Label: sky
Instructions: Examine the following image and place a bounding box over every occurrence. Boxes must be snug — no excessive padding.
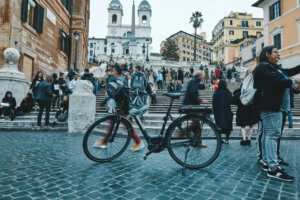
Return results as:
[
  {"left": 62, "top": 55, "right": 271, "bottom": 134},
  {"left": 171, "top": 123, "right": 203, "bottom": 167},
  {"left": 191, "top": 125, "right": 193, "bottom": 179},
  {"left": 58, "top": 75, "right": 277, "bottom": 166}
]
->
[{"left": 89, "top": 0, "right": 263, "bottom": 53}]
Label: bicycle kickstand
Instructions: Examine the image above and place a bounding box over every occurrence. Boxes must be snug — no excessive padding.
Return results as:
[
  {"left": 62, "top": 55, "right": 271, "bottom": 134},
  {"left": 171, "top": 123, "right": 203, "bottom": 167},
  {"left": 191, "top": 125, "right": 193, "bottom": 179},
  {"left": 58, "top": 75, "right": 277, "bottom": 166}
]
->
[
  {"left": 143, "top": 150, "right": 154, "bottom": 160},
  {"left": 182, "top": 146, "right": 190, "bottom": 176}
]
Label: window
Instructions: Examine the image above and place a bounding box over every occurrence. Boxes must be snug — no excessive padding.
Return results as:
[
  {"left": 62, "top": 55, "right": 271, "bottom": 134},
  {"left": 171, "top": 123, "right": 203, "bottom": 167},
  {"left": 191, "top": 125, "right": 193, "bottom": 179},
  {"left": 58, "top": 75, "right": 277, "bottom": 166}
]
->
[
  {"left": 126, "top": 49, "right": 129, "bottom": 55},
  {"left": 229, "top": 30, "right": 234, "bottom": 35},
  {"left": 251, "top": 48, "right": 256, "bottom": 59},
  {"left": 104, "top": 47, "right": 107, "bottom": 53},
  {"left": 90, "top": 50, "right": 93, "bottom": 56},
  {"left": 60, "top": 0, "right": 71, "bottom": 13},
  {"left": 269, "top": 1, "right": 281, "bottom": 21},
  {"left": 273, "top": 33, "right": 281, "bottom": 49},
  {"left": 112, "top": 14, "right": 117, "bottom": 24},
  {"left": 187, "top": 58, "right": 190, "bottom": 61},
  {"left": 111, "top": 49, "right": 115, "bottom": 53},
  {"left": 142, "top": 15, "right": 147, "bottom": 24},
  {"left": 60, "top": 30, "right": 70, "bottom": 55},
  {"left": 221, "top": 48, "right": 224, "bottom": 54},
  {"left": 243, "top": 31, "right": 249, "bottom": 38},
  {"left": 21, "top": 0, "right": 44, "bottom": 33},
  {"left": 242, "top": 21, "right": 249, "bottom": 27},
  {"left": 222, "top": 21, "right": 224, "bottom": 27},
  {"left": 256, "top": 21, "right": 261, "bottom": 26},
  {"left": 183, "top": 57, "right": 186, "bottom": 61},
  {"left": 90, "top": 43, "right": 93, "bottom": 48},
  {"left": 230, "top": 20, "right": 233, "bottom": 25}
]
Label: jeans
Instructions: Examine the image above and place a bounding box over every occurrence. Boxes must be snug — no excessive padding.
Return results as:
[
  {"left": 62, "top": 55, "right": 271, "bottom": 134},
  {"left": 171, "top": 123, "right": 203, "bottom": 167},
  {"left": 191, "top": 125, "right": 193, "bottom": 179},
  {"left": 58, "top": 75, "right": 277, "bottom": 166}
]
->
[
  {"left": 287, "top": 110, "right": 293, "bottom": 127},
  {"left": 260, "top": 111, "right": 282, "bottom": 169},
  {"left": 37, "top": 100, "right": 51, "bottom": 126}
]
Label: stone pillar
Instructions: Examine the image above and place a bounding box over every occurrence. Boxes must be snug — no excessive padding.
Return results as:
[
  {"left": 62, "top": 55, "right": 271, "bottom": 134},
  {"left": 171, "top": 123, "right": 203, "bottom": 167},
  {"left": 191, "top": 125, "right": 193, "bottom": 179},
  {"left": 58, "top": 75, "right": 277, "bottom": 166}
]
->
[
  {"left": 68, "top": 80, "right": 96, "bottom": 133},
  {"left": 0, "top": 48, "right": 30, "bottom": 106}
]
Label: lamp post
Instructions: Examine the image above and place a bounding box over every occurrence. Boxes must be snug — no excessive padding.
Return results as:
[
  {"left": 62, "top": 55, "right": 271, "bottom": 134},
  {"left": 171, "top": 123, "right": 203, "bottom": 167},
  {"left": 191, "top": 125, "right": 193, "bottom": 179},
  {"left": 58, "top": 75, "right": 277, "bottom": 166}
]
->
[
  {"left": 146, "top": 43, "right": 149, "bottom": 62},
  {"left": 73, "top": 31, "right": 80, "bottom": 73},
  {"left": 110, "top": 43, "right": 114, "bottom": 62},
  {"left": 93, "top": 42, "right": 96, "bottom": 64},
  {"left": 142, "top": 44, "right": 146, "bottom": 61}
]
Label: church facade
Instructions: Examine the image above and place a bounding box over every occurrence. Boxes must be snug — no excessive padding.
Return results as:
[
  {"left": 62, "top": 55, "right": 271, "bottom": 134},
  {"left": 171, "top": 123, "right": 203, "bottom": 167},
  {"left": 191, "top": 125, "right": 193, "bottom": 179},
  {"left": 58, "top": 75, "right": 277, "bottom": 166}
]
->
[{"left": 89, "top": 0, "right": 152, "bottom": 63}]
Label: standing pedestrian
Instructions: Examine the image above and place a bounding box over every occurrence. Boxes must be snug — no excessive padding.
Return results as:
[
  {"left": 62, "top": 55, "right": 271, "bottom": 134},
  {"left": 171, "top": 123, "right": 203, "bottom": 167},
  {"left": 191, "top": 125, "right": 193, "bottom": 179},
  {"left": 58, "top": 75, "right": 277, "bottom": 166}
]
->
[
  {"left": 212, "top": 79, "right": 233, "bottom": 144},
  {"left": 233, "top": 85, "right": 259, "bottom": 146},
  {"left": 35, "top": 75, "right": 54, "bottom": 127},
  {"left": 253, "top": 46, "right": 300, "bottom": 181},
  {"left": 30, "top": 71, "right": 44, "bottom": 100}
]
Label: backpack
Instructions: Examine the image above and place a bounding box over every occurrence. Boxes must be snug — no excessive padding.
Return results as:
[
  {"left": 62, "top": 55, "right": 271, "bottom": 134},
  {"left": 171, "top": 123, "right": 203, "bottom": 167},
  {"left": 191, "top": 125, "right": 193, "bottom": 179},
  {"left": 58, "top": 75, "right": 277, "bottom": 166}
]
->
[
  {"left": 131, "top": 72, "right": 146, "bottom": 91},
  {"left": 106, "top": 79, "right": 125, "bottom": 100},
  {"left": 240, "top": 72, "right": 257, "bottom": 105}
]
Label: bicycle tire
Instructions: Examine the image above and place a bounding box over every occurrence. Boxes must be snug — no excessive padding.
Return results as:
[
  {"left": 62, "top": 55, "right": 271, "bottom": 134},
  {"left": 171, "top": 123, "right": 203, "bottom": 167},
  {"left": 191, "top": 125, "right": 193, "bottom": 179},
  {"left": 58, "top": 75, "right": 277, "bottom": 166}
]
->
[
  {"left": 83, "top": 114, "right": 132, "bottom": 163},
  {"left": 166, "top": 114, "right": 221, "bottom": 169}
]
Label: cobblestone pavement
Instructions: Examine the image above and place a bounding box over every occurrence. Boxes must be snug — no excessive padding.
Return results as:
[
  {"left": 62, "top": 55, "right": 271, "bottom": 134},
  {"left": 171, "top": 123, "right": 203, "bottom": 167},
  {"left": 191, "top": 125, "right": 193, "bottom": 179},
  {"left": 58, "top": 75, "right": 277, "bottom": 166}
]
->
[{"left": 0, "top": 131, "right": 299, "bottom": 200}]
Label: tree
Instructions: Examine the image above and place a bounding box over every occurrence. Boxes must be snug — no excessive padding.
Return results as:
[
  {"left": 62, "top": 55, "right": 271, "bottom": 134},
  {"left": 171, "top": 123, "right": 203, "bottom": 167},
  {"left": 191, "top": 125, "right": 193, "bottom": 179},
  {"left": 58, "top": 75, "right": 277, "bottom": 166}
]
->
[
  {"left": 190, "top": 11, "right": 204, "bottom": 61},
  {"left": 161, "top": 40, "right": 180, "bottom": 61}
]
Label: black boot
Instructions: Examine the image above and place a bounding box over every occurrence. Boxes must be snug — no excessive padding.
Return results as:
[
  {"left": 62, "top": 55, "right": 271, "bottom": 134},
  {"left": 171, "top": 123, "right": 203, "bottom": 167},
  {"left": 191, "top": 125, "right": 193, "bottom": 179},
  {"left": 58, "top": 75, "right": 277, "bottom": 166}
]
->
[
  {"left": 246, "top": 139, "right": 251, "bottom": 146},
  {"left": 240, "top": 140, "right": 246, "bottom": 146}
]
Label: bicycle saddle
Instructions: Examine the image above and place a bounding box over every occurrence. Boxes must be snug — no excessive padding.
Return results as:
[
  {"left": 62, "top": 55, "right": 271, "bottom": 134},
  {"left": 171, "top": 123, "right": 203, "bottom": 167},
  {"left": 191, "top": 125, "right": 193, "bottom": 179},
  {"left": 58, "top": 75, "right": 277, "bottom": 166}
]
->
[
  {"left": 162, "top": 93, "right": 183, "bottom": 99},
  {"left": 179, "top": 105, "right": 212, "bottom": 115}
]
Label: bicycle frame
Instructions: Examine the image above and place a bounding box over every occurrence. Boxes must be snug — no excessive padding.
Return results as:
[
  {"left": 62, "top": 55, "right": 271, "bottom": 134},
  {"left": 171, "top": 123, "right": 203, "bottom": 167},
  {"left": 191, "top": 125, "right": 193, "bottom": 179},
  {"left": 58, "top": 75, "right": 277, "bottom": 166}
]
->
[{"left": 131, "top": 97, "right": 176, "bottom": 144}]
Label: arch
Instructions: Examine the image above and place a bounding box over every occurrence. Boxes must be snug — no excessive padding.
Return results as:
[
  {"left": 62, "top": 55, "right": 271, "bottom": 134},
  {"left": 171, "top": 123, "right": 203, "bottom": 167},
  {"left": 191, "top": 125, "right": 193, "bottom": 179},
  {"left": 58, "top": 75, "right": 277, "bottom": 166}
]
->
[
  {"left": 112, "top": 14, "right": 117, "bottom": 24},
  {"left": 142, "top": 15, "right": 147, "bottom": 24}
]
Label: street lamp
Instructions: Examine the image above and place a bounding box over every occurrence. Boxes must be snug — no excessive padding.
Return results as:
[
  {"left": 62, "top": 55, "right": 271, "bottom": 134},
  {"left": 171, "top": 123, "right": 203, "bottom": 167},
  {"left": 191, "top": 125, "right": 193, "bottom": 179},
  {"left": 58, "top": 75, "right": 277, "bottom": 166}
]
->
[
  {"left": 73, "top": 31, "right": 80, "bottom": 73},
  {"left": 146, "top": 43, "right": 149, "bottom": 62},
  {"left": 93, "top": 42, "right": 96, "bottom": 64},
  {"left": 142, "top": 44, "right": 146, "bottom": 61}
]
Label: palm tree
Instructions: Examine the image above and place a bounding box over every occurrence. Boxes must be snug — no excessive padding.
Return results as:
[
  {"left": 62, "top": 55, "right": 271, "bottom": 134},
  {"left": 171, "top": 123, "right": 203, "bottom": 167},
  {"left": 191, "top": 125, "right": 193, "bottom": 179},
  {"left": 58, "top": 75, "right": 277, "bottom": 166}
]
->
[{"left": 190, "top": 11, "right": 204, "bottom": 61}]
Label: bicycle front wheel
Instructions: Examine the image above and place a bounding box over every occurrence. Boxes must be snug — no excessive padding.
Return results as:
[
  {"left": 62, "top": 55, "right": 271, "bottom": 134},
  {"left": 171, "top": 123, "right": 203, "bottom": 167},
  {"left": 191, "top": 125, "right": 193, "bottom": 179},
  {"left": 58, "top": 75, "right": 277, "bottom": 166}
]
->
[
  {"left": 83, "top": 115, "right": 132, "bottom": 163},
  {"left": 166, "top": 114, "right": 221, "bottom": 169}
]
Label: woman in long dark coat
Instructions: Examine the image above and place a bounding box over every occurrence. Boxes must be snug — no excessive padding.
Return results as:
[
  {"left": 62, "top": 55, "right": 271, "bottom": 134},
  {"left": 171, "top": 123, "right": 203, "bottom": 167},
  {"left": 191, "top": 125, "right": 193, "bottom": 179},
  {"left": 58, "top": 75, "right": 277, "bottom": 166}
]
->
[
  {"left": 233, "top": 86, "right": 259, "bottom": 146},
  {"left": 212, "top": 80, "right": 233, "bottom": 144}
]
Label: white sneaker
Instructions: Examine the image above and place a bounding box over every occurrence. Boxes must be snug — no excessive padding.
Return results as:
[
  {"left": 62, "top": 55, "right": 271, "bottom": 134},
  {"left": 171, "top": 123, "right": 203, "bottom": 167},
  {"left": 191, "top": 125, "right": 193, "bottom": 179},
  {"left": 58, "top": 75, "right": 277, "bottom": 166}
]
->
[
  {"left": 94, "top": 140, "right": 109, "bottom": 149},
  {"left": 130, "top": 141, "right": 145, "bottom": 152}
]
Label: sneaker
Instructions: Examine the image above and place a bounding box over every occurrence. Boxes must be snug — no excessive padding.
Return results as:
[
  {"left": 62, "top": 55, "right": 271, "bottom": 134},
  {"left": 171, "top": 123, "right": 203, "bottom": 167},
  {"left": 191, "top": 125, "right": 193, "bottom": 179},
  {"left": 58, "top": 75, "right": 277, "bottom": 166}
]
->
[
  {"left": 278, "top": 158, "right": 289, "bottom": 166},
  {"left": 261, "top": 163, "right": 269, "bottom": 172},
  {"left": 288, "top": 125, "right": 293, "bottom": 129},
  {"left": 224, "top": 140, "right": 229, "bottom": 145},
  {"left": 267, "top": 168, "right": 294, "bottom": 182},
  {"left": 130, "top": 141, "right": 145, "bottom": 152},
  {"left": 94, "top": 139, "right": 109, "bottom": 149},
  {"left": 246, "top": 140, "right": 251, "bottom": 146}
]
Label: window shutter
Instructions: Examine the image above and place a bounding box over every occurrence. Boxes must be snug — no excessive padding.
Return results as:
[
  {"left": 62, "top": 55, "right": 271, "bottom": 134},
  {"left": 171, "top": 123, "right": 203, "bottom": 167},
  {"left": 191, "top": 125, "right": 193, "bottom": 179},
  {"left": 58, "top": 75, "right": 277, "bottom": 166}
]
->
[
  {"left": 21, "top": 0, "right": 29, "bottom": 22},
  {"left": 278, "top": 0, "right": 281, "bottom": 16},
  {"left": 269, "top": 5, "right": 274, "bottom": 21},
  {"left": 36, "top": 4, "right": 44, "bottom": 34},
  {"left": 67, "top": 35, "right": 72, "bottom": 57}
]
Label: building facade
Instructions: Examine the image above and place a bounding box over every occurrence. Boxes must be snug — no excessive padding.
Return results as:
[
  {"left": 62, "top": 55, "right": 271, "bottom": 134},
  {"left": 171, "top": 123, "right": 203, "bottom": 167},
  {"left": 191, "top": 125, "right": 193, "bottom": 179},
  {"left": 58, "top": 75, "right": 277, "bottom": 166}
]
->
[
  {"left": 160, "top": 31, "right": 212, "bottom": 65},
  {"left": 253, "top": 0, "right": 300, "bottom": 68},
  {"left": 89, "top": 0, "right": 152, "bottom": 64},
  {"left": 0, "top": 0, "right": 90, "bottom": 81},
  {"left": 212, "top": 12, "right": 263, "bottom": 67},
  {"left": 240, "top": 35, "right": 264, "bottom": 69}
]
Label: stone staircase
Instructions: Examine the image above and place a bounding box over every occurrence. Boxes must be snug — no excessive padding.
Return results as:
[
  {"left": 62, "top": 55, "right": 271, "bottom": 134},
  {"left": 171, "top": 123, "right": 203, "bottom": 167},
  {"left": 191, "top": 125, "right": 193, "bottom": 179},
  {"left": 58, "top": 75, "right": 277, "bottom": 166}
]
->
[{"left": 1, "top": 81, "right": 300, "bottom": 139}]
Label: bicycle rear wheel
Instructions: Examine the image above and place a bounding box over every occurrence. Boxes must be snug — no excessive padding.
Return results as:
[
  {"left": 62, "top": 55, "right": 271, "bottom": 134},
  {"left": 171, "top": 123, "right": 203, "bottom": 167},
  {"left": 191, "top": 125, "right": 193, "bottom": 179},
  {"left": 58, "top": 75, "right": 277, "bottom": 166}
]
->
[
  {"left": 83, "top": 115, "right": 132, "bottom": 163},
  {"left": 166, "top": 114, "right": 221, "bottom": 169}
]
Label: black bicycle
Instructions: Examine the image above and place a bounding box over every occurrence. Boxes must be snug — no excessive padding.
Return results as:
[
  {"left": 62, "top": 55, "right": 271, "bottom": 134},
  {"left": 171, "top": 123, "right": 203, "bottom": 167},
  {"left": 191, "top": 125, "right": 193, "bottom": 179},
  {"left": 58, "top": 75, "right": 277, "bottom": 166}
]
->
[{"left": 83, "top": 92, "right": 222, "bottom": 169}]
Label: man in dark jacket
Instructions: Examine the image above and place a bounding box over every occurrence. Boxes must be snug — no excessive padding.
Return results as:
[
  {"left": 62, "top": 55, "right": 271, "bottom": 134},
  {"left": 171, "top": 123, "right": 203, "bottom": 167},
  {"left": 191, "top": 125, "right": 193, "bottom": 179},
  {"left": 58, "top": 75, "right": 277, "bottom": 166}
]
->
[
  {"left": 36, "top": 76, "right": 54, "bottom": 127},
  {"left": 182, "top": 72, "right": 207, "bottom": 148},
  {"left": 254, "top": 46, "right": 300, "bottom": 182},
  {"left": 183, "top": 72, "right": 205, "bottom": 105}
]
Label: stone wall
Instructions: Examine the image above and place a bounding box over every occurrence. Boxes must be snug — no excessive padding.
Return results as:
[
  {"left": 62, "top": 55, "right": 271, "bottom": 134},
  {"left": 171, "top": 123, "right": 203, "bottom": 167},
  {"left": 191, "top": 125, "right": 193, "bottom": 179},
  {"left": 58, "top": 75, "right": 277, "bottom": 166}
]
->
[{"left": 0, "top": 0, "right": 90, "bottom": 81}]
